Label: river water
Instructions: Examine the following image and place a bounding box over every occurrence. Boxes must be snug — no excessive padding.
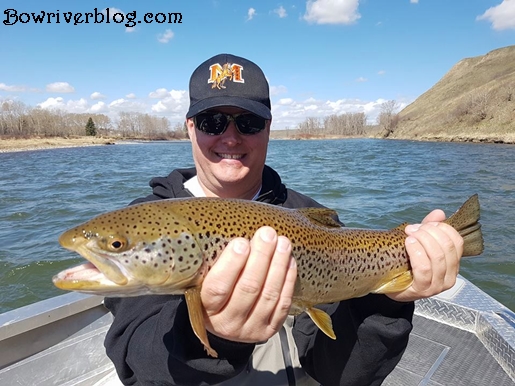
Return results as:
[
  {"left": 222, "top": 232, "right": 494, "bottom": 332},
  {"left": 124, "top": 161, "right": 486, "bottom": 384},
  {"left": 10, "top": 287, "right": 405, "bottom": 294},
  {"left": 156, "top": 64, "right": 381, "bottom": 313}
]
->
[{"left": 0, "top": 139, "right": 513, "bottom": 313}]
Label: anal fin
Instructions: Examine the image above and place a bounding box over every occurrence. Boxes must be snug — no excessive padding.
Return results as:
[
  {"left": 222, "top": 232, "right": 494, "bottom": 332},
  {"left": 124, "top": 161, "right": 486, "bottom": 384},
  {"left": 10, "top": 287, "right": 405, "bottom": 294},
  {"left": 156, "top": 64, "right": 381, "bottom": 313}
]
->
[
  {"left": 372, "top": 271, "right": 413, "bottom": 294},
  {"left": 305, "top": 307, "right": 336, "bottom": 340}
]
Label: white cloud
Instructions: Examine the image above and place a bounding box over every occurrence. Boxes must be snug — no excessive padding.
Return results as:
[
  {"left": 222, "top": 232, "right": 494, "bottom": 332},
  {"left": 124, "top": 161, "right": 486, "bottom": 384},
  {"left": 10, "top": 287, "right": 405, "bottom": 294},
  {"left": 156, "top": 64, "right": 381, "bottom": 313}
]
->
[
  {"left": 46, "top": 82, "right": 75, "bottom": 93},
  {"left": 247, "top": 8, "right": 257, "bottom": 21},
  {"left": 157, "top": 29, "right": 174, "bottom": 43},
  {"left": 304, "top": 0, "right": 361, "bottom": 25},
  {"left": 91, "top": 101, "right": 107, "bottom": 113},
  {"left": 377, "top": 70, "right": 386, "bottom": 75},
  {"left": 108, "top": 98, "right": 147, "bottom": 112},
  {"left": 355, "top": 77, "right": 368, "bottom": 82},
  {"left": 90, "top": 92, "right": 106, "bottom": 100},
  {"left": 274, "top": 6, "right": 288, "bottom": 18},
  {"left": 477, "top": 0, "right": 515, "bottom": 30},
  {"left": 38, "top": 97, "right": 64, "bottom": 109},
  {"left": 35, "top": 95, "right": 149, "bottom": 118},
  {"left": 150, "top": 90, "right": 188, "bottom": 115},
  {"left": 410, "top": 0, "right": 419, "bottom": 3},
  {"left": 169, "top": 89, "right": 186, "bottom": 100},
  {"left": 278, "top": 98, "right": 294, "bottom": 105},
  {"left": 109, "top": 98, "right": 128, "bottom": 108},
  {"left": 37, "top": 97, "right": 88, "bottom": 113},
  {"left": 0, "top": 83, "right": 26, "bottom": 92},
  {"left": 125, "top": 93, "right": 136, "bottom": 99},
  {"left": 149, "top": 88, "right": 172, "bottom": 99},
  {"left": 270, "top": 85, "right": 288, "bottom": 95},
  {"left": 149, "top": 89, "right": 187, "bottom": 113}
]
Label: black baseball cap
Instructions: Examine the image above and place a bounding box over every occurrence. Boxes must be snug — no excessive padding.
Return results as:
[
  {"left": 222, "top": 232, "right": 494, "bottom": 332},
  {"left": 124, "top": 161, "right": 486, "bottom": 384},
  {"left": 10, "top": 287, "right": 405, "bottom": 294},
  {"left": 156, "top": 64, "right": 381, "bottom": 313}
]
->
[{"left": 186, "top": 53, "right": 272, "bottom": 119}]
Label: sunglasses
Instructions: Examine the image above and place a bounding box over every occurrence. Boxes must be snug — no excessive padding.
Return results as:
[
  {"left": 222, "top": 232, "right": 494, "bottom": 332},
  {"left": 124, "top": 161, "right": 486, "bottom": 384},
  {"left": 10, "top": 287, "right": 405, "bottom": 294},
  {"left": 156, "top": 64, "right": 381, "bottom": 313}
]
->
[{"left": 194, "top": 112, "right": 268, "bottom": 136}]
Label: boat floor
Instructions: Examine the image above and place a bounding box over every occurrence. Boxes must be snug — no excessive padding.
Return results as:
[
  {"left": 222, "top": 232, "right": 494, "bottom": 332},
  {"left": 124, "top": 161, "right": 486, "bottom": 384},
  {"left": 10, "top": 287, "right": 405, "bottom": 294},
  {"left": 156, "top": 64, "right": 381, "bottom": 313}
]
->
[{"left": 385, "top": 314, "right": 514, "bottom": 385}]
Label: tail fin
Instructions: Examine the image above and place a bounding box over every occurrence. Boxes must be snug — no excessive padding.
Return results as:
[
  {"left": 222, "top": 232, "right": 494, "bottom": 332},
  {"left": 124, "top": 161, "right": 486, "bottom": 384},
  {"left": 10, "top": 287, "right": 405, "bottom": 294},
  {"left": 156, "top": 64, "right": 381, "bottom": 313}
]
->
[{"left": 444, "top": 194, "right": 484, "bottom": 257}]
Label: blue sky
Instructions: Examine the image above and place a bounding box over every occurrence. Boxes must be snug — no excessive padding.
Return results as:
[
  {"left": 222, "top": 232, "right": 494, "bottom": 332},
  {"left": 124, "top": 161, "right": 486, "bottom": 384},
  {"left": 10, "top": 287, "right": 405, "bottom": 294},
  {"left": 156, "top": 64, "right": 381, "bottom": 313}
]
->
[{"left": 1, "top": 0, "right": 514, "bottom": 129}]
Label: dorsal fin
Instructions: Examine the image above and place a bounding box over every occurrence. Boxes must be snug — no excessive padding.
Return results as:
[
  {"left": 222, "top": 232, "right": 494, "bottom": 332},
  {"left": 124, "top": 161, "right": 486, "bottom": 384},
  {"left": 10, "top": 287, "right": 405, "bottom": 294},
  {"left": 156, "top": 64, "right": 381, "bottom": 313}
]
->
[
  {"left": 392, "top": 222, "right": 409, "bottom": 231},
  {"left": 296, "top": 208, "right": 341, "bottom": 228}
]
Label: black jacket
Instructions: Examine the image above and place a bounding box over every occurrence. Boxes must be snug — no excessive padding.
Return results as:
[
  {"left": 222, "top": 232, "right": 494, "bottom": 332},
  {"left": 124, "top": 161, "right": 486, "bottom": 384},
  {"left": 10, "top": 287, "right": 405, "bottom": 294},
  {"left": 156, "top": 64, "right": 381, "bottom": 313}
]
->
[{"left": 104, "top": 165, "right": 414, "bottom": 386}]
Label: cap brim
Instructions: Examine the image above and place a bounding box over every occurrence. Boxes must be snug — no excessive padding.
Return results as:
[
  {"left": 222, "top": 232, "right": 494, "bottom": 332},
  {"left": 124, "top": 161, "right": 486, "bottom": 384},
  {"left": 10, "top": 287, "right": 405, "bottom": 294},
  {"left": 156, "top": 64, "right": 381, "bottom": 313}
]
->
[{"left": 186, "top": 96, "right": 271, "bottom": 120}]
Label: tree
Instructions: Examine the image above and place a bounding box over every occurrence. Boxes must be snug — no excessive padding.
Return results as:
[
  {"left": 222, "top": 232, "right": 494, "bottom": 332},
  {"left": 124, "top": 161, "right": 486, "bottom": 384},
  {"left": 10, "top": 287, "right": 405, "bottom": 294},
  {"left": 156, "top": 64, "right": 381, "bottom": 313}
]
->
[
  {"left": 85, "top": 117, "right": 97, "bottom": 136},
  {"left": 377, "top": 100, "right": 399, "bottom": 137}
]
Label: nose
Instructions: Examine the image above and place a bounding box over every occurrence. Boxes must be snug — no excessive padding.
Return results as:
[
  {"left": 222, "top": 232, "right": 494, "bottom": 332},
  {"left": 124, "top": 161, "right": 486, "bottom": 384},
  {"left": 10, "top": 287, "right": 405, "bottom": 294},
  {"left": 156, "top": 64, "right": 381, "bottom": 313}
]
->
[{"left": 220, "top": 121, "right": 242, "bottom": 144}]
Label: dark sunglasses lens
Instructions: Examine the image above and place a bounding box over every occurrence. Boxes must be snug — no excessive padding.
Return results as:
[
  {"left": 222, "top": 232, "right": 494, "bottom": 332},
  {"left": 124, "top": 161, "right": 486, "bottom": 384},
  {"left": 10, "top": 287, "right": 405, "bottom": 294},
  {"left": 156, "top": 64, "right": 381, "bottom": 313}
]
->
[
  {"left": 235, "top": 114, "right": 267, "bottom": 134},
  {"left": 195, "top": 113, "right": 227, "bottom": 135}
]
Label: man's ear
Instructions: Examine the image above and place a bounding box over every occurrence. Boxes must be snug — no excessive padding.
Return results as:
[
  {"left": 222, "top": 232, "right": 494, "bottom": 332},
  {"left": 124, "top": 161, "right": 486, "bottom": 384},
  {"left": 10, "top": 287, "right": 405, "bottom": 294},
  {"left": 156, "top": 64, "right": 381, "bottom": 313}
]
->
[{"left": 186, "top": 118, "right": 195, "bottom": 139}]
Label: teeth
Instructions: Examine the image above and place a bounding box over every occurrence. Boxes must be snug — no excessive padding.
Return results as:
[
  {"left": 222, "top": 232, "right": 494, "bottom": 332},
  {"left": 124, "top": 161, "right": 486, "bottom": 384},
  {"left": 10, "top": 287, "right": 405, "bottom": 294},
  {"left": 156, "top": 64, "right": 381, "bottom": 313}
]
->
[{"left": 218, "top": 153, "right": 243, "bottom": 159}]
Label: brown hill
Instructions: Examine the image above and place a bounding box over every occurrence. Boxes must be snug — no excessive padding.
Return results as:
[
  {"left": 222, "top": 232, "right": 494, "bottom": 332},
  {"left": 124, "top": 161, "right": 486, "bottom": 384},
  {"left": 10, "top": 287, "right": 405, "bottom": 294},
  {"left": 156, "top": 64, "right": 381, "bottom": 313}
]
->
[{"left": 388, "top": 45, "right": 515, "bottom": 143}]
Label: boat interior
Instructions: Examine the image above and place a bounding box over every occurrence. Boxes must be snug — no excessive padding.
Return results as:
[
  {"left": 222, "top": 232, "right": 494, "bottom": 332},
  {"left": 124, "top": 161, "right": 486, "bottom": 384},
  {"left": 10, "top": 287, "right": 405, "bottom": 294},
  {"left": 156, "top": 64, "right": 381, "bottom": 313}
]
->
[{"left": 1, "top": 276, "right": 514, "bottom": 385}]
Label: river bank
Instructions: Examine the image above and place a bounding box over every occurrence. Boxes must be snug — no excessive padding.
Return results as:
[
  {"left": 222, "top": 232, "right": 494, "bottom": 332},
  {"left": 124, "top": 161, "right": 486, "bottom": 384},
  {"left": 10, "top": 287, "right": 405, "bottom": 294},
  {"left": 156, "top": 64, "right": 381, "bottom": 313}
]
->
[
  {"left": 2, "top": 133, "right": 514, "bottom": 154},
  {"left": 0, "top": 137, "right": 119, "bottom": 153}
]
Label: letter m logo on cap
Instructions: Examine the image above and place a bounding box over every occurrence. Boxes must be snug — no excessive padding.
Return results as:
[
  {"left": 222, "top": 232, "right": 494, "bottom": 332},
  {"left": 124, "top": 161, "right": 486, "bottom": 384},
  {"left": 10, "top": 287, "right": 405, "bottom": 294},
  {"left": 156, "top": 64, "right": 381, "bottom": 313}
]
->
[{"left": 208, "top": 63, "right": 244, "bottom": 90}]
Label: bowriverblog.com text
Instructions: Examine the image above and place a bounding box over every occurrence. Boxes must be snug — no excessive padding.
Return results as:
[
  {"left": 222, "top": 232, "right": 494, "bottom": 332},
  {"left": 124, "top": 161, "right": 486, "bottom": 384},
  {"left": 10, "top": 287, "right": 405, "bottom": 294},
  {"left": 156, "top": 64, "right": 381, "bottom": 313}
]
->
[{"left": 3, "top": 8, "right": 182, "bottom": 28}]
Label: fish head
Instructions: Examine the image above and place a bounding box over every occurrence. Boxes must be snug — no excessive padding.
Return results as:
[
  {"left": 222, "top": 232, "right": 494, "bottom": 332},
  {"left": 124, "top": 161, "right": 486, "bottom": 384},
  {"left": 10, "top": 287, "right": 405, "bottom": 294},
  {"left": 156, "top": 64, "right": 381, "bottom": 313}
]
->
[{"left": 53, "top": 203, "right": 205, "bottom": 296}]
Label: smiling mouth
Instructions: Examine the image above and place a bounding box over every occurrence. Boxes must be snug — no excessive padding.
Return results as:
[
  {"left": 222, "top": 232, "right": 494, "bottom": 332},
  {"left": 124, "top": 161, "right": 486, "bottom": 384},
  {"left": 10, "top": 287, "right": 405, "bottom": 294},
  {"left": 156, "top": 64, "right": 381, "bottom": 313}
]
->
[{"left": 217, "top": 153, "right": 244, "bottom": 160}]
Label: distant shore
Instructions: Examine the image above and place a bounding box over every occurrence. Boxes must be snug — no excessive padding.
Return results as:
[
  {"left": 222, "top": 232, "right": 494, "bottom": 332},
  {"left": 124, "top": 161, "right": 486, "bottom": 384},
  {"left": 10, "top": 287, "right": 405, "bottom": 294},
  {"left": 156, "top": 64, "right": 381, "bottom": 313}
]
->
[
  {"left": 0, "top": 137, "right": 122, "bottom": 153},
  {"left": 2, "top": 133, "right": 514, "bottom": 154}
]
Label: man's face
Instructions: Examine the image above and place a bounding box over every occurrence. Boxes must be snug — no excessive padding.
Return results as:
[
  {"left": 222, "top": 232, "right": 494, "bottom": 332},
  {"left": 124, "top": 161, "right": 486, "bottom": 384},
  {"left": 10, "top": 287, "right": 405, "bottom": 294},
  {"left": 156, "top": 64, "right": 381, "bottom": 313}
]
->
[{"left": 187, "top": 107, "right": 271, "bottom": 199}]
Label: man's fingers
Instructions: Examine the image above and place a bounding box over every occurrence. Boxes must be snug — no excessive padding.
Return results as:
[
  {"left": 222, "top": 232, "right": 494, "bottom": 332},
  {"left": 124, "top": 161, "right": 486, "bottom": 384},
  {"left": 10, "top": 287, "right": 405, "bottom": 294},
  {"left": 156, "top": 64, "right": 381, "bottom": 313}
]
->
[
  {"left": 202, "top": 237, "right": 250, "bottom": 314},
  {"left": 249, "top": 236, "right": 295, "bottom": 332},
  {"left": 421, "top": 209, "right": 446, "bottom": 223},
  {"left": 222, "top": 227, "right": 277, "bottom": 323},
  {"left": 405, "top": 222, "right": 461, "bottom": 296}
]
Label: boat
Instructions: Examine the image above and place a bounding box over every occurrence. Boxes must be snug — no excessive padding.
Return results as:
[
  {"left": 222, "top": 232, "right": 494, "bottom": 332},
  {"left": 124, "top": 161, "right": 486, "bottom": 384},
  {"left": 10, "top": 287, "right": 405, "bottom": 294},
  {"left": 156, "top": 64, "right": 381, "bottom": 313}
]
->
[{"left": 1, "top": 275, "right": 514, "bottom": 385}]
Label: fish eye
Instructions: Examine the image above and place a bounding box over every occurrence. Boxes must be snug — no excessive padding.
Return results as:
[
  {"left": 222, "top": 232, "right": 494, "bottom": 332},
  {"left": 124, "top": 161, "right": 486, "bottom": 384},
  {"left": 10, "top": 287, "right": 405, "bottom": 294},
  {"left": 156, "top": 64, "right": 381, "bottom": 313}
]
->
[{"left": 107, "top": 237, "right": 127, "bottom": 251}]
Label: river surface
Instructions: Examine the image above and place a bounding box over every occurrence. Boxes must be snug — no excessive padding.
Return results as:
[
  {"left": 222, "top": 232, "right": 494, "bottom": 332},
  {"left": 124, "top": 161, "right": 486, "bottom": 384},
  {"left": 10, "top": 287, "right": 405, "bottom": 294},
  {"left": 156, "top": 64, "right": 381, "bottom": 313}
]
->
[{"left": 0, "top": 139, "right": 513, "bottom": 313}]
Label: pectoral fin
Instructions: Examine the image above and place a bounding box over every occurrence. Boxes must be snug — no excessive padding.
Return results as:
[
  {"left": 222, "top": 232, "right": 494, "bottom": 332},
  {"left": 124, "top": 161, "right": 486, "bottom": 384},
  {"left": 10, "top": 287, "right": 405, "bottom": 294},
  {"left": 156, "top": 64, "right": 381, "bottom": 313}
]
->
[
  {"left": 372, "top": 271, "right": 413, "bottom": 294},
  {"left": 184, "top": 286, "right": 218, "bottom": 358},
  {"left": 306, "top": 307, "right": 336, "bottom": 340}
]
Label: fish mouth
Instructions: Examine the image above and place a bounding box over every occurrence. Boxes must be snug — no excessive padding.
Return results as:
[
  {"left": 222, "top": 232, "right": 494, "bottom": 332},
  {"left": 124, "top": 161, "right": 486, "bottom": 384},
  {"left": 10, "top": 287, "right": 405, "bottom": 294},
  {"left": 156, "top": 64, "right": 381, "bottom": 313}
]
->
[
  {"left": 52, "top": 262, "right": 115, "bottom": 291},
  {"left": 53, "top": 244, "right": 129, "bottom": 292}
]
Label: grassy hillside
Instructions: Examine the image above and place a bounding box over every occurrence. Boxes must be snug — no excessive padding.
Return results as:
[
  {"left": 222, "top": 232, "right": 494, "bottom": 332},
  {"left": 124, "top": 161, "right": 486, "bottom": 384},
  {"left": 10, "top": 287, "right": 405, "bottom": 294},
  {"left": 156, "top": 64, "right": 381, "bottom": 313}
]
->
[{"left": 389, "top": 45, "right": 515, "bottom": 143}]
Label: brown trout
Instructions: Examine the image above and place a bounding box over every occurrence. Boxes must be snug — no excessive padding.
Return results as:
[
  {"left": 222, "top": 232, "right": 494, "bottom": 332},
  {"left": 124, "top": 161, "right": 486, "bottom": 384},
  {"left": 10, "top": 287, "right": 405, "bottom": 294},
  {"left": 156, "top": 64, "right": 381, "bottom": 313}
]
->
[{"left": 53, "top": 195, "right": 483, "bottom": 357}]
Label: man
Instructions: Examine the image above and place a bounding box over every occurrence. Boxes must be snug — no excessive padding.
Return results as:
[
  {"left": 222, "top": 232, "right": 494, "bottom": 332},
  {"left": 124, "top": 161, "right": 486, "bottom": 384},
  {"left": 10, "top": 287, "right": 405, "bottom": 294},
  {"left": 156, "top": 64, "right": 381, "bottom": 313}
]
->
[{"left": 104, "top": 53, "right": 463, "bottom": 386}]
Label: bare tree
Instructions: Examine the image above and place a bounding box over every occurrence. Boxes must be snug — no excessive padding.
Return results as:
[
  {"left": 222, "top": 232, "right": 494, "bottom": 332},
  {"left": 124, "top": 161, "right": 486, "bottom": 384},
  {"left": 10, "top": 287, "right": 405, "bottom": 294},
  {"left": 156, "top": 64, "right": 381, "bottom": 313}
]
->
[
  {"left": 377, "top": 100, "right": 399, "bottom": 137},
  {"left": 297, "top": 117, "right": 323, "bottom": 137},
  {"left": 0, "top": 101, "right": 174, "bottom": 140}
]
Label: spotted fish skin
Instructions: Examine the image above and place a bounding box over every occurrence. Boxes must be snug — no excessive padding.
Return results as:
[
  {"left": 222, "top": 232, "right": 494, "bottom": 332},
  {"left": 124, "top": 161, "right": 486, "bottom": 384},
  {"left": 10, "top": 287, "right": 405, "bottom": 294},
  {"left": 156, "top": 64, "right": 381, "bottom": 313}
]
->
[
  {"left": 55, "top": 198, "right": 408, "bottom": 299},
  {"left": 54, "top": 195, "right": 483, "bottom": 357}
]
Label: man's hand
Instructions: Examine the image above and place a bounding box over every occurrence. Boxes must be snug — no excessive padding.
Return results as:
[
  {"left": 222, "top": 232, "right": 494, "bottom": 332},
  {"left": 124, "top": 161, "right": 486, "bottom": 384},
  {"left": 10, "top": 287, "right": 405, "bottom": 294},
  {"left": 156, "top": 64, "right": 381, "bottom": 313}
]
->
[
  {"left": 201, "top": 226, "right": 297, "bottom": 343},
  {"left": 387, "top": 209, "right": 464, "bottom": 302}
]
